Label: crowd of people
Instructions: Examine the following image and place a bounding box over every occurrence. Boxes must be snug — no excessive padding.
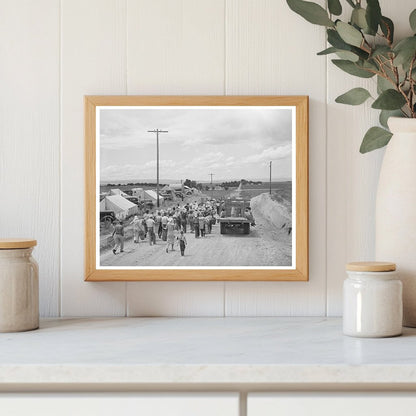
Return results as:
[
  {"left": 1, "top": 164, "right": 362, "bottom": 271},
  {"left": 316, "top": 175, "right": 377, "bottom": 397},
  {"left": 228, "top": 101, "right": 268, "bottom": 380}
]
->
[{"left": 111, "top": 200, "right": 221, "bottom": 257}]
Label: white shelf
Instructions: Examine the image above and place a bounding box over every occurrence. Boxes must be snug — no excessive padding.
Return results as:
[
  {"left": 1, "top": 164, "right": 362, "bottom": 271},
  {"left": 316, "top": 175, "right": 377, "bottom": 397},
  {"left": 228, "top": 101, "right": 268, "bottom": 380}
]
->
[{"left": 1, "top": 317, "right": 416, "bottom": 388}]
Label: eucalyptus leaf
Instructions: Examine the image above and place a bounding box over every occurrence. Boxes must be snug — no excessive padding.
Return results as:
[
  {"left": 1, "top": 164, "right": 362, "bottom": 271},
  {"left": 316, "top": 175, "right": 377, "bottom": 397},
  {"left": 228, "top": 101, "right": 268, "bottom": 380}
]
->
[
  {"left": 394, "top": 37, "right": 416, "bottom": 71},
  {"left": 360, "top": 127, "right": 392, "bottom": 153},
  {"left": 380, "top": 16, "right": 394, "bottom": 44},
  {"left": 372, "top": 89, "right": 406, "bottom": 110},
  {"left": 332, "top": 59, "right": 375, "bottom": 78},
  {"left": 328, "top": 0, "right": 342, "bottom": 16},
  {"left": 379, "top": 110, "right": 402, "bottom": 129},
  {"left": 317, "top": 47, "right": 338, "bottom": 55},
  {"left": 362, "top": 59, "right": 379, "bottom": 71},
  {"left": 336, "top": 21, "right": 363, "bottom": 47},
  {"left": 335, "top": 88, "right": 371, "bottom": 105},
  {"left": 377, "top": 75, "right": 393, "bottom": 94},
  {"left": 317, "top": 46, "right": 358, "bottom": 61},
  {"left": 371, "top": 46, "right": 392, "bottom": 58},
  {"left": 410, "top": 9, "right": 416, "bottom": 32},
  {"left": 327, "top": 29, "right": 348, "bottom": 49},
  {"left": 351, "top": 7, "right": 368, "bottom": 32},
  {"left": 327, "top": 29, "right": 369, "bottom": 59},
  {"left": 335, "top": 50, "right": 359, "bottom": 62},
  {"left": 366, "top": 0, "right": 382, "bottom": 35},
  {"left": 286, "top": 0, "right": 334, "bottom": 27}
]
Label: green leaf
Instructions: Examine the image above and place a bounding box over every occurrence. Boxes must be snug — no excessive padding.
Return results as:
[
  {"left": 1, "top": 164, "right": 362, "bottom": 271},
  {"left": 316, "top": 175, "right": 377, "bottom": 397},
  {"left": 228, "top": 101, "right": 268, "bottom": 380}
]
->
[
  {"left": 362, "top": 59, "right": 379, "bottom": 71},
  {"left": 317, "top": 46, "right": 358, "bottom": 61},
  {"left": 351, "top": 7, "right": 369, "bottom": 32},
  {"left": 379, "top": 110, "right": 402, "bottom": 129},
  {"left": 317, "top": 47, "right": 338, "bottom": 55},
  {"left": 327, "top": 29, "right": 369, "bottom": 59},
  {"left": 328, "top": 0, "right": 342, "bottom": 16},
  {"left": 335, "top": 50, "right": 359, "bottom": 62},
  {"left": 327, "top": 29, "right": 348, "bottom": 49},
  {"left": 371, "top": 46, "right": 392, "bottom": 58},
  {"left": 332, "top": 59, "right": 375, "bottom": 78},
  {"left": 377, "top": 75, "right": 392, "bottom": 94},
  {"left": 394, "top": 36, "right": 416, "bottom": 71},
  {"left": 366, "top": 0, "right": 382, "bottom": 35},
  {"left": 360, "top": 127, "right": 392, "bottom": 153},
  {"left": 336, "top": 21, "right": 363, "bottom": 47},
  {"left": 380, "top": 16, "right": 394, "bottom": 44},
  {"left": 287, "top": 0, "right": 334, "bottom": 27},
  {"left": 372, "top": 89, "right": 406, "bottom": 110},
  {"left": 335, "top": 87, "right": 371, "bottom": 105},
  {"left": 410, "top": 9, "right": 416, "bottom": 32}
]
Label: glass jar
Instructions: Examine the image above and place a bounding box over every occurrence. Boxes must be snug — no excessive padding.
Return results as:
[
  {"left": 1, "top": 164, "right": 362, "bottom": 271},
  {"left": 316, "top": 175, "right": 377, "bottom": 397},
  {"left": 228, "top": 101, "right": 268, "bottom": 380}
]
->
[
  {"left": 0, "top": 239, "right": 39, "bottom": 332},
  {"left": 343, "top": 262, "right": 402, "bottom": 338}
]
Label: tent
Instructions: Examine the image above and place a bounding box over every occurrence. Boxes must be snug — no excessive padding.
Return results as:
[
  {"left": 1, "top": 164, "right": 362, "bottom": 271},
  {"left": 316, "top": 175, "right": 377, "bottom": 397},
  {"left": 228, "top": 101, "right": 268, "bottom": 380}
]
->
[
  {"left": 131, "top": 188, "right": 145, "bottom": 200},
  {"left": 109, "top": 188, "right": 129, "bottom": 198},
  {"left": 100, "top": 195, "right": 138, "bottom": 220},
  {"left": 144, "top": 190, "right": 164, "bottom": 203}
]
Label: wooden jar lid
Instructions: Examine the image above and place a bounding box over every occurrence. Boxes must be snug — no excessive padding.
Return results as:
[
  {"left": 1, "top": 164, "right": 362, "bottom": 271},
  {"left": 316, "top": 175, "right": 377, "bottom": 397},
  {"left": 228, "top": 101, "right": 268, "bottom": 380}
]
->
[
  {"left": 346, "top": 261, "right": 396, "bottom": 272},
  {"left": 0, "top": 239, "right": 37, "bottom": 249}
]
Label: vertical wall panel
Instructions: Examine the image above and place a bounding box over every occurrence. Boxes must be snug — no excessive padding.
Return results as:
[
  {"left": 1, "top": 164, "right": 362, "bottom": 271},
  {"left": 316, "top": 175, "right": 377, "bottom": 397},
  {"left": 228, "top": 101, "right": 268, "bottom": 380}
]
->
[
  {"left": 326, "top": 0, "right": 416, "bottom": 316},
  {"left": 5, "top": 0, "right": 409, "bottom": 317},
  {"left": 0, "top": 1, "right": 60, "bottom": 316},
  {"left": 61, "top": 0, "right": 127, "bottom": 316},
  {"left": 224, "top": 0, "right": 327, "bottom": 315},
  {"left": 125, "top": 0, "right": 226, "bottom": 316}
]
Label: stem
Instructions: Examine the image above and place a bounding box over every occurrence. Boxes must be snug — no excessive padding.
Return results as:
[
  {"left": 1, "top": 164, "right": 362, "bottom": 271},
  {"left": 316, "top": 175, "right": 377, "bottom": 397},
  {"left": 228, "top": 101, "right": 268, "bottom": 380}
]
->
[{"left": 408, "top": 56, "right": 416, "bottom": 117}]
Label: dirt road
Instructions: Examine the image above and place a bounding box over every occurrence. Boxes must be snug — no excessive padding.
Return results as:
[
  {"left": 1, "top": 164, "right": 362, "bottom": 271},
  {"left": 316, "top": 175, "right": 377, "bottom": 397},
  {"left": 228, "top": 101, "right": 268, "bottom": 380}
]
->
[{"left": 100, "top": 202, "right": 292, "bottom": 267}]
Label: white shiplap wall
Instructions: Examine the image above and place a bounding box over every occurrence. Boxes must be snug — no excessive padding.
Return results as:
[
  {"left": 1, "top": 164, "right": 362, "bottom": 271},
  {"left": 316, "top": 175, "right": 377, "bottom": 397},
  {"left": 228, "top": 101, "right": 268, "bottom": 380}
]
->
[{"left": 0, "top": 0, "right": 413, "bottom": 317}]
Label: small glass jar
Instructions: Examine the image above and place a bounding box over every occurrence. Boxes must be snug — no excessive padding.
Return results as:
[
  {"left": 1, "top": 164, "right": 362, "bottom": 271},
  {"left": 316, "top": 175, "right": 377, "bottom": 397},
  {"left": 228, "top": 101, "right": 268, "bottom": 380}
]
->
[
  {"left": 343, "top": 262, "right": 402, "bottom": 338},
  {"left": 0, "top": 239, "right": 39, "bottom": 332}
]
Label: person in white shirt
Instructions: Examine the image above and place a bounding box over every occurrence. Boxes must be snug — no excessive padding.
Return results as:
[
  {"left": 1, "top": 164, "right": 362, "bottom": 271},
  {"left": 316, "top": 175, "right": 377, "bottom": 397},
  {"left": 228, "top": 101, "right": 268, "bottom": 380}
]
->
[{"left": 146, "top": 216, "right": 156, "bottom": 246}]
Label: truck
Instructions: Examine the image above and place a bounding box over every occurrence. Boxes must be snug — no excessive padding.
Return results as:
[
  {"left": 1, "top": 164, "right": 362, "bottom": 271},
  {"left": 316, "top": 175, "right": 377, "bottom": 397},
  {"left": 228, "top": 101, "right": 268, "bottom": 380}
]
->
[{"left": 219, "top": 198, "right": 254, "bottom": 235}]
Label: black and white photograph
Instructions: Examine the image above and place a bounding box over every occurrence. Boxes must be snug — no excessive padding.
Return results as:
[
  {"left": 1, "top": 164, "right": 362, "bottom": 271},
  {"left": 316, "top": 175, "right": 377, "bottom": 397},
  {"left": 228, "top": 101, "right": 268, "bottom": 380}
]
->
[{"left": 97, "top": 105, "right": 295, "bottom": 269}]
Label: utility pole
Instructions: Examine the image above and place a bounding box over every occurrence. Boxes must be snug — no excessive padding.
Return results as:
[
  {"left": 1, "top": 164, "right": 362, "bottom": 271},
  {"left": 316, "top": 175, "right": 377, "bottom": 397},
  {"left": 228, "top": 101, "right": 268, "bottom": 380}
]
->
[
  {"left": 269, "top": 161, "right": 272, "bottom": 195},
  {"left": 147, "top": 129, "right": 168, "bottom": 208},
  {"left": 209, "top": 173, "right": 215, "bottom": 199}
]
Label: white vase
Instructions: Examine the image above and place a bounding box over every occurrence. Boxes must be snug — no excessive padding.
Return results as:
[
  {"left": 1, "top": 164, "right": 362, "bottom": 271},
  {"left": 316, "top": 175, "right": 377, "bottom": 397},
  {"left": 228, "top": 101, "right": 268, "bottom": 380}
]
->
[{"left": 375, "top": 117, "right": 416, "bottom": 327}]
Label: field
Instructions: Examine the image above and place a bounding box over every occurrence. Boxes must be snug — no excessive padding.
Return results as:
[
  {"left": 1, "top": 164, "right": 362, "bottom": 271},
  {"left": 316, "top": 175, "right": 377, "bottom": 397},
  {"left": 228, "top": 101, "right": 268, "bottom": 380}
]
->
[{"left": 100, "top": 181, "right": 292, "bottom": 205}]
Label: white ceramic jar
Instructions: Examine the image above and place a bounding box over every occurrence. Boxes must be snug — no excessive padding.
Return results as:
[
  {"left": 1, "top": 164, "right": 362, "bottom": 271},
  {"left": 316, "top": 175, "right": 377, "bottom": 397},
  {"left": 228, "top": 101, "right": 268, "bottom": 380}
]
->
[
  {"left": 0, "top": 239, "right": 39, "bottom": 332},
  {"left": 343, "top": 262, "right": 402, "bottom": 338}
]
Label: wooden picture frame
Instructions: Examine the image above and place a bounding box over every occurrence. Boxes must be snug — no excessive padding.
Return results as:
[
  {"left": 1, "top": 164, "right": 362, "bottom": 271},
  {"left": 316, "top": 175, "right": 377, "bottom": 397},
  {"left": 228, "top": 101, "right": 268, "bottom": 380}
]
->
[{"left": 85, "top": 96, "right": 308, "bottom": 281}]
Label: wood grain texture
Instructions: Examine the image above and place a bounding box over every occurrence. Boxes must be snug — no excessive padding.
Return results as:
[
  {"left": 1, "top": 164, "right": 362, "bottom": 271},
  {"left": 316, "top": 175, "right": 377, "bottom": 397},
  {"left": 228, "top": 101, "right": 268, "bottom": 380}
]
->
[
  {"left": 85, "top": 96, "right": 308, "bottom": 282},
  {"left": 0, "top": 239, "right": 37, "bottom": 249},
  {"left": 61, "top": 0, "right": 127, "bottom": 316},
  {"left": 224, "top": 0, "right": 326, "bottom": 315},
  {"left": 0, "top": 1, "right": 60, "bottom": 317},
  {"left": 124, "top": 0, "right": 226, "bottom": 316},
  {"left": 326, "top": 0, "right": 416, "bottom": 316}
]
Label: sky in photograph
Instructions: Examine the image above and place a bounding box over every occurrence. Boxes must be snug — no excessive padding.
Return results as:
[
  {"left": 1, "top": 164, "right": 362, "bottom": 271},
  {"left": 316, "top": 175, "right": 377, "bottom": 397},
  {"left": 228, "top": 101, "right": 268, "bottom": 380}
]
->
[{"left": 99, "top": 107, "right": 293, "bottom": 183}]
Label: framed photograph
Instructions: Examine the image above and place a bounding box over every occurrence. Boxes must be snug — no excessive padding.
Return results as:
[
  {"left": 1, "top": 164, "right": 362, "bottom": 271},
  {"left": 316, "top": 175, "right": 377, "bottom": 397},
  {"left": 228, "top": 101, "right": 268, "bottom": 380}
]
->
[{"left": 85, "top": 96, "right": 308, "bottom": 281}]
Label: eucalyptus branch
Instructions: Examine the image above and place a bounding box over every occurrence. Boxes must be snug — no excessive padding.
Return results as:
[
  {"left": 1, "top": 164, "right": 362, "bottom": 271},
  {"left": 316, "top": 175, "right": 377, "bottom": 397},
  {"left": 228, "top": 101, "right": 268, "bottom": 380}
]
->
[
  {"left": 409, "top": 56, "right": 416, "bottom": 117},
  {"left": 287, "top": 0, "right": 416, "bottom": 151}
]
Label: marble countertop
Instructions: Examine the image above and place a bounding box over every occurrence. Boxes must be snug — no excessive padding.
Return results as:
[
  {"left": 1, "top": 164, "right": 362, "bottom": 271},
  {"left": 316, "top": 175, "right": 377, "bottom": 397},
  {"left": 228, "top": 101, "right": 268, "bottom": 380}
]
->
[{"left": 1, "top": 317, "right": 416, "bottom": 388}]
